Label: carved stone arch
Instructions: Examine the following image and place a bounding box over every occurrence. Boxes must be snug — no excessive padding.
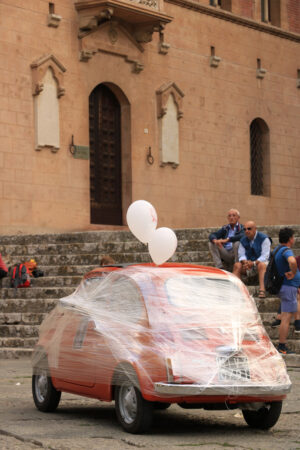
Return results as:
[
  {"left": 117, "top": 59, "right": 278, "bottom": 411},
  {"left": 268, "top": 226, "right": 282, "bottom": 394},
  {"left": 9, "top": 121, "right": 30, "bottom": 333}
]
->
[
  {"left": 156, "top": 81, "right": 184, "bottom": 120},
  {"left": 30, "top": 54, "right": 66, "bottom": 98}
]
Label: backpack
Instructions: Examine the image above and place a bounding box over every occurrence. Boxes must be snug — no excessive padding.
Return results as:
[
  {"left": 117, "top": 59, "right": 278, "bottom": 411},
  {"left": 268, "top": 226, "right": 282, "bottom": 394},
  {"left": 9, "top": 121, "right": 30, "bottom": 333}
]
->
[
  {"left": 10, "top": 263, "right": 31, "bottom": 289},
  {"left": 24, "top": 259, "right": 37, "bottom": 277},
  {"left": 264, "top": 246, "right": 289, "bottom": 295}
]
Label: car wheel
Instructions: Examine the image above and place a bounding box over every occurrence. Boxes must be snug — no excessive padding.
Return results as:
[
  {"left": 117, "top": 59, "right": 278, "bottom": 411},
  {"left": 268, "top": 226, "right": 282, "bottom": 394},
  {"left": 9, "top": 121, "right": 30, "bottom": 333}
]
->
[
  {"left": 242, "top": 401, "right": 282, "bottom": 429},
  {"left": 115, "top": 371, "right": 153, "bottom": 434},
  {"left": 32, "top": 359, "right": 61, "bottom": 412}
]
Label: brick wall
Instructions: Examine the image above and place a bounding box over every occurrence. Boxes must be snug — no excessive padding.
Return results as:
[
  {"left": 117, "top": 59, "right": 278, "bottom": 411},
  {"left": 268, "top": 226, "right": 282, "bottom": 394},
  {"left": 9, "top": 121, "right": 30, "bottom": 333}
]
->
[
  {"left": 287, "top": 0, "right": 300, "bottom": 33},
  {"left": 236, "top": 0, "right": 254, "bottom": 19}
]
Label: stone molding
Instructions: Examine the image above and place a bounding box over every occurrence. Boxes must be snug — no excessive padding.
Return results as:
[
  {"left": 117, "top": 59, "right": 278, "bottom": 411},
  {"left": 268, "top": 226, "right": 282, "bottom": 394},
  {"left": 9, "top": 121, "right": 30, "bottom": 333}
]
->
[
  {"left": 80, "top": 47, "right": 144, "bottom": 73},
  {"left": 210, "top": 55, "right": 221, "bottom": 67},
  {"left": 75, "top": 0, "right": 172, "bottom": 44},
  {"left": 165, "top": 0, "right": 300, "bottom": 43},
  {"left": 156, "top": 81, "right": 184, "bottom": 120},
  {"left": 30, "top": 54, "right": 66, "bottom": 98},
  {"left": 79, "top": 21, "right": 144, "bottom": 72},
  {"left": 256, "top": 67, "right": 267, "bottom": 79},
  {"left": 47, "top": 13, "right": 62, "bottom": 28}
]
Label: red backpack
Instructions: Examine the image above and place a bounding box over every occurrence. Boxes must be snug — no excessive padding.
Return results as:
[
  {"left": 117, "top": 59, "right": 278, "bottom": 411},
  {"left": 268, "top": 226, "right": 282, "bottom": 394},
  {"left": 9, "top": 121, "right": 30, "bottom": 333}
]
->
[{"left": 10, "top": 263, "right": 31, "bottom": 289}]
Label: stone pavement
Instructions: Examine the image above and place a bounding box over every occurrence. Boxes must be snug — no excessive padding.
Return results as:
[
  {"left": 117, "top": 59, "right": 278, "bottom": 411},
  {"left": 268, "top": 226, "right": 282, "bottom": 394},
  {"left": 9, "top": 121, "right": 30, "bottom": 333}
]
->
[{"left": 0, "top": 358, "right": 300, "bottom": 450}]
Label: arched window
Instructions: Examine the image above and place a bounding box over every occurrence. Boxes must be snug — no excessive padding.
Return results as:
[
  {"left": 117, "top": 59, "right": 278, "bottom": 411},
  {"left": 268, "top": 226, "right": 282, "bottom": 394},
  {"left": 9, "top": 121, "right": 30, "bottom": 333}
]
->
[{"left": 250, "top": 118, "right": 270, "bottom": 196}]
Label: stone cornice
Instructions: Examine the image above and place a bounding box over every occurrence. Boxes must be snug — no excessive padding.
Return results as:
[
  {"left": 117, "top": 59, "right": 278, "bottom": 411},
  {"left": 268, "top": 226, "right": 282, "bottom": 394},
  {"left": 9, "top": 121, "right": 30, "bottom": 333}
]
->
[{"left": 165, "top": 0, "right": 300, "bottom": 43}]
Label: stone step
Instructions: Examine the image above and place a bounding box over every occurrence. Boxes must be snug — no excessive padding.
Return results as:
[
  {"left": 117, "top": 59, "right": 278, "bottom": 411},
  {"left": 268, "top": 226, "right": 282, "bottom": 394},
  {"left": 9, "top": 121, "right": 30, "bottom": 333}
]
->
[
  {"left": 0, "top": 239, "right": 216, "bottom": 257},
  {"left": 1, "top": 238, "right": 299, "bottom": 262},
  {"left": 1, "top": 276, "right": 82, "bottom": 288},
  {"left": 255, "top": 297, "right": 281, "bottom": 312},
  {"left": 0, "top": 230, "right": 135, "bottom": 245},
  {"left": 0, "top": 348, "right": 33, "bottom": 359},
  {"left": 260, "top": 312, "right": 280, "bottom": 324},
  {"left": 0, "top": 298, "right": 58, "bottom": 314},
  {"left": 26, "top": 265, "right": 98, "bottom": 277},
  {"left": 4, "top": 251, "right": 215, "bottom": 266},
  {"left": 265, "top": 326, "right": 300, "bottom": 340},
  {"left": 0, "top": 337, "right": 37, "bottom": 348},
  {"left": 1, "top": 226, "right": 299, "bottom": 247},
  {"left": 0, "top": 287, "right": 74, "bottom": 299},
  {"left": 0, "top": 324, "right": 39, "bottom": 338},
  {"left": 0, "top": 312, "right": 45, "bottom": 325}
]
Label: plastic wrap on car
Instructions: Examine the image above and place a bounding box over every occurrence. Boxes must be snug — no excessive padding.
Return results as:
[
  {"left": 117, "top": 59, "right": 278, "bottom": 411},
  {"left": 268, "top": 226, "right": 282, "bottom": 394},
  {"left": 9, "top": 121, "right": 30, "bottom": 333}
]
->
[{"left": 32, "top": 265, "right": 291, "bottom": 399}]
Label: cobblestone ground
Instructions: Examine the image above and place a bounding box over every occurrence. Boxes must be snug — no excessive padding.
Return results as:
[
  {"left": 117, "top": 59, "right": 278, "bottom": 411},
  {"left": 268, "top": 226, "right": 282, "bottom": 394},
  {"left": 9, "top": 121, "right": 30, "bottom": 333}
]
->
[{"left": 0, "top": 359, "right": 299, "bottom": 450}]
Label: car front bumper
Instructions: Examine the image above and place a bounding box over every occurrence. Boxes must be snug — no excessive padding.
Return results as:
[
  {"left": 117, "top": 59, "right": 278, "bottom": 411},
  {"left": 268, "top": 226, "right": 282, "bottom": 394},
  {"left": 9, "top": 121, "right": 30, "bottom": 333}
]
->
[{"left": 154, "top": 382, "right": 292, "bottom": 397}]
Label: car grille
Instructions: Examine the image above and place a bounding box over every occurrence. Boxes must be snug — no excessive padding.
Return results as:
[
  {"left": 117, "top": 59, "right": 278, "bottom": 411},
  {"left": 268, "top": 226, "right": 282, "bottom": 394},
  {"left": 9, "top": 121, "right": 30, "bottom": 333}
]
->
[{"left": 216, "top": 354, "right": 250, "bottom": 382}]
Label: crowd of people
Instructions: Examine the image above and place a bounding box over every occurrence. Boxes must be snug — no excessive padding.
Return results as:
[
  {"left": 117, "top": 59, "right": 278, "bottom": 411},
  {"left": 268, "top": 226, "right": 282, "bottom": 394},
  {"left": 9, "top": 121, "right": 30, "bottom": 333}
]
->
[{"left": 208, "top": 209, "right": 300, "bottom": 355}]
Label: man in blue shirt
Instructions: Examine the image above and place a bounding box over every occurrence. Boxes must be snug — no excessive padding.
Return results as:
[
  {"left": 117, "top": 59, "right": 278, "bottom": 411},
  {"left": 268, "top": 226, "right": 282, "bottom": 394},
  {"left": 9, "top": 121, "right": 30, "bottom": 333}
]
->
[
  {"left": 275, "top": 227, "right": 300, "bottom": 355},
  {"left": 233, "top": 221, "right": 270, "bottom": 298},
  {"left": 208, "top": 209, "right": 244, "bottom": 270}
]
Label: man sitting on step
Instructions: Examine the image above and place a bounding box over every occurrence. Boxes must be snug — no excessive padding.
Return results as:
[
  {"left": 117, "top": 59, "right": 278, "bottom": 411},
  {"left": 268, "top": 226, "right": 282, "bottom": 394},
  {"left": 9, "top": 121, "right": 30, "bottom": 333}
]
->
[
  {"left": 208, "top": 209, "right": 244, "bottom": 270},
  {"left": 233, "top": 221, "right": 270, "bottom": 299}
]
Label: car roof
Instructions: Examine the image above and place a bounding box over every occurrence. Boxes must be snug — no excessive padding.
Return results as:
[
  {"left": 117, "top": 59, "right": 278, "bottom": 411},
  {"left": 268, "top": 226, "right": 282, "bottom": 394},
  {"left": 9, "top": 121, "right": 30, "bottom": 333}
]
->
[{"left": 83, "top": 263, "right": 230, "bottom": 281}]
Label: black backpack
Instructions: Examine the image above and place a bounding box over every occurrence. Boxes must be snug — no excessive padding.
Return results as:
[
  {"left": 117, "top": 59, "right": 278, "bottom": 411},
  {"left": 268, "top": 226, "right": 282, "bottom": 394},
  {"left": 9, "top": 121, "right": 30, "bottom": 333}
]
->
[{"left": 264, "top": 246, "right": 289, "bottom": 295}]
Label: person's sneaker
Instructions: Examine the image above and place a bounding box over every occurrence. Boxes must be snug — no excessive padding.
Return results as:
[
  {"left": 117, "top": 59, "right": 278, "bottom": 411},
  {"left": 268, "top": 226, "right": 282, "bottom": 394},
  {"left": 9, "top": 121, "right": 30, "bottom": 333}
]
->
[
  {"left": 294, "top": 321, "right": 300, "bottom": 334},
  {"left": 271, "top": 319, "right": 281, "bottom": 328},
  {"left": 277, "top": 345, "right": 295, "bottom": 355}
]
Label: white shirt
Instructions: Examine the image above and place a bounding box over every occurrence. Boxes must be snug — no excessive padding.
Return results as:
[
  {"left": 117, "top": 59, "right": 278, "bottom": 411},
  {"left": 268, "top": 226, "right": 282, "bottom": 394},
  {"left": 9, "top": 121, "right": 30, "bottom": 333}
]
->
[{"left": 238, "top": 232, "right": 270, "bottom": 263}]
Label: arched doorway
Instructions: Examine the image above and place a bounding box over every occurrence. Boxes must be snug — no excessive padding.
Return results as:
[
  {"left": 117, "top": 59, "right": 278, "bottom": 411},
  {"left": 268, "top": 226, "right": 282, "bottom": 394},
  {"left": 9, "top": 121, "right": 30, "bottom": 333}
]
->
[{"left": 89, "top": 84, "right": 122, "bottom": 225}]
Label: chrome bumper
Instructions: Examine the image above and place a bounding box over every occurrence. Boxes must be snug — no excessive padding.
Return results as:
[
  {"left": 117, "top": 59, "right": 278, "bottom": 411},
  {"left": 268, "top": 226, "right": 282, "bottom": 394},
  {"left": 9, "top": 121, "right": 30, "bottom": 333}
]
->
[{"left": 154, "top": 382, "right": 292, "bottom": 396}]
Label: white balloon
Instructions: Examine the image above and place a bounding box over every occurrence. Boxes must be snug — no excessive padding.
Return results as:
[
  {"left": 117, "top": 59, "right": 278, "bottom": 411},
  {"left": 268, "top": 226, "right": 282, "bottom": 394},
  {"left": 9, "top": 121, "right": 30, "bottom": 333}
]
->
[
  {"left": 126, "top": 200, "right": 158, "bottom": 244},
  {"left": 148, "top": 227, "right": 178, "bottom": 265}
]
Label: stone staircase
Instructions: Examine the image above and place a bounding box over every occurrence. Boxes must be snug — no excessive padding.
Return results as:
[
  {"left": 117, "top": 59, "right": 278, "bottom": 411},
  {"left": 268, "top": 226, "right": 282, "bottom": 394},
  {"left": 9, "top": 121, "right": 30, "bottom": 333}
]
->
[{"left": 0, "top": 226, "right": 299, "bottom": 366}]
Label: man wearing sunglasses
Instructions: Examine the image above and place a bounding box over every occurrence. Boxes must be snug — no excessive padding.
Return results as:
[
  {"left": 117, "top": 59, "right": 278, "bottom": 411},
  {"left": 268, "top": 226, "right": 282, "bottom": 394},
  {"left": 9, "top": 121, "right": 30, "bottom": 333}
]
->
[
  {"left": 208, "top": 209, "right": 244, "bottom": 270},
  {"left": 233, "top": 221, "right": 271, "bottom": 298}
]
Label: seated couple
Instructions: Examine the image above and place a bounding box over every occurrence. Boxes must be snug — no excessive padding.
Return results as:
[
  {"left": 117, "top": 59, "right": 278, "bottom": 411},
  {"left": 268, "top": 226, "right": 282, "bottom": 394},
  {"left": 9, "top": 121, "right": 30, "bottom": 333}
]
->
[{"left": 209, "top": 210, "right": 270, "bottom": 299}]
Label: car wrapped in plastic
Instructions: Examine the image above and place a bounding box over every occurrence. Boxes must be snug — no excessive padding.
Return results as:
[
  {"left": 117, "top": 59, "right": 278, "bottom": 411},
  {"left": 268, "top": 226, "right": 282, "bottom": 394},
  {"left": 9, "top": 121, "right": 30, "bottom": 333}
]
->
[{"left": 32, "top": 263, "right": 291, "bottom": 433}]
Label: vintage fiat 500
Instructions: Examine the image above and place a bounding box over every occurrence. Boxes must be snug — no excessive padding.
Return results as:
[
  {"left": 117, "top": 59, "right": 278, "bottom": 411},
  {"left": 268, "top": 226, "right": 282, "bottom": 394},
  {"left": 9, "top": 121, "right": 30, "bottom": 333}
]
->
[{"left": 32, "top": 263, "right": 291, "bottom": 433}]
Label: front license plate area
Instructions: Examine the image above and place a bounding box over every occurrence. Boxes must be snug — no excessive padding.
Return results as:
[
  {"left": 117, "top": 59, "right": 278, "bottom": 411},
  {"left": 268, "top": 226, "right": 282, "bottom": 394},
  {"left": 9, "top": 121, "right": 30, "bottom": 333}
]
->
[{"left": 217, "top": 355, "right": 250, "bottom": 381}]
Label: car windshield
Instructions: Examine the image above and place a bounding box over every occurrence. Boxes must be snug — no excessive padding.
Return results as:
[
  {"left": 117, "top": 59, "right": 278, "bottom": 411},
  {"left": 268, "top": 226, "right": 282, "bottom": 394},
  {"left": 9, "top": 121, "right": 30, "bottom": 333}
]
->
[{"left": 165, "top": 276, "right": 246, "bottom": 311}]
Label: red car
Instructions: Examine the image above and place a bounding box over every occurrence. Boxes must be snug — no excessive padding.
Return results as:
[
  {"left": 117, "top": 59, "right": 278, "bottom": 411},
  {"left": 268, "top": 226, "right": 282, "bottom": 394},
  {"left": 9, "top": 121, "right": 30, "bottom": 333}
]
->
[{"left": 32, "top": 263, "right": 291, "bottom": 433}]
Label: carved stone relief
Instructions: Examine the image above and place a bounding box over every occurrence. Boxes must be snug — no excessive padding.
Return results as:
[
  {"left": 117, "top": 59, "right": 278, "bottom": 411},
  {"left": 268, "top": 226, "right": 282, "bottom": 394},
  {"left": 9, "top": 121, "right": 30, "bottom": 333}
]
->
[
  {"left": 156, "top": 82, "right": 184, "bottom": 167},
  {"left": 30, "top": 55, "right": 66, "bottom": 152}
]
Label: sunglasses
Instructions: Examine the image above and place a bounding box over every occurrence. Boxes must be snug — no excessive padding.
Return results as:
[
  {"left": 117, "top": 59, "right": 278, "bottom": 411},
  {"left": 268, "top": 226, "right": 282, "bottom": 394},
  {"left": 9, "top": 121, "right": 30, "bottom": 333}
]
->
[{"left": 246, "top": 227, "right": 253, "bottom": 230}]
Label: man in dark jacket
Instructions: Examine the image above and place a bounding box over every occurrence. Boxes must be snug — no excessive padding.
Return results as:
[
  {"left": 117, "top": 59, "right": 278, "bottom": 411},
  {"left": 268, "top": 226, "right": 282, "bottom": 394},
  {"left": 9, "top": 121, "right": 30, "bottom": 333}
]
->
[
  {"left": 208, "top": 209, "right": 244, "bottom": 270},
  {"left": 233, "top": 221, "right": 270, "bottom": 298}
]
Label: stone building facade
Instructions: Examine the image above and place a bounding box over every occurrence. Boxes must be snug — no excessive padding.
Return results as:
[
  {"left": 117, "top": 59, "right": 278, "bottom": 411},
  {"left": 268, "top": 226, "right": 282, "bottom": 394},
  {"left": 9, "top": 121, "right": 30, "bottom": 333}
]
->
[{"left": 0, "top": 0, "right": 299, "bottom": 233}]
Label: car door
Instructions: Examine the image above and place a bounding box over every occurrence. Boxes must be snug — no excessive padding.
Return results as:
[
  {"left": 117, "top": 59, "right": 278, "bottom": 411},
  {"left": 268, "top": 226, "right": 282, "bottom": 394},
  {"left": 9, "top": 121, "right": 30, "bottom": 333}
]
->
[{"left": 57, "top": 310, "right": 97, "bottom": 388}]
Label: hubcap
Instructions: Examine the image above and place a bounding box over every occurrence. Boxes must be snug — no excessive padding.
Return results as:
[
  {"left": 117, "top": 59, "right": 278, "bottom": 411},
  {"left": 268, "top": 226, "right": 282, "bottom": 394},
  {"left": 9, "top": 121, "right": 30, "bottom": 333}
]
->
[
  {"left": 35, "top": 372, "right": 48, "bottom": 403},
  {"left": 119, "top": 383, "right": 137, "bottom": 424}
]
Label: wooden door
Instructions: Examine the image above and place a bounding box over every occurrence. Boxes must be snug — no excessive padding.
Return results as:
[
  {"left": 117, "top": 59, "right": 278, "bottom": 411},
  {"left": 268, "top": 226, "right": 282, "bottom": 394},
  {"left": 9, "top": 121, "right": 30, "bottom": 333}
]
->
[{"left": 89, "top": 85, "right": 122, "bottom": 224}]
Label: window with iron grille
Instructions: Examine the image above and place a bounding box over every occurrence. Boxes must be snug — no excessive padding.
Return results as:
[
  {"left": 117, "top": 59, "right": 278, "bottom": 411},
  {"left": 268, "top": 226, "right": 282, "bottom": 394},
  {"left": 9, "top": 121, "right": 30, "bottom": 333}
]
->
[{"left": 250, "top": 118, "right": 270, "bottom": 196}]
